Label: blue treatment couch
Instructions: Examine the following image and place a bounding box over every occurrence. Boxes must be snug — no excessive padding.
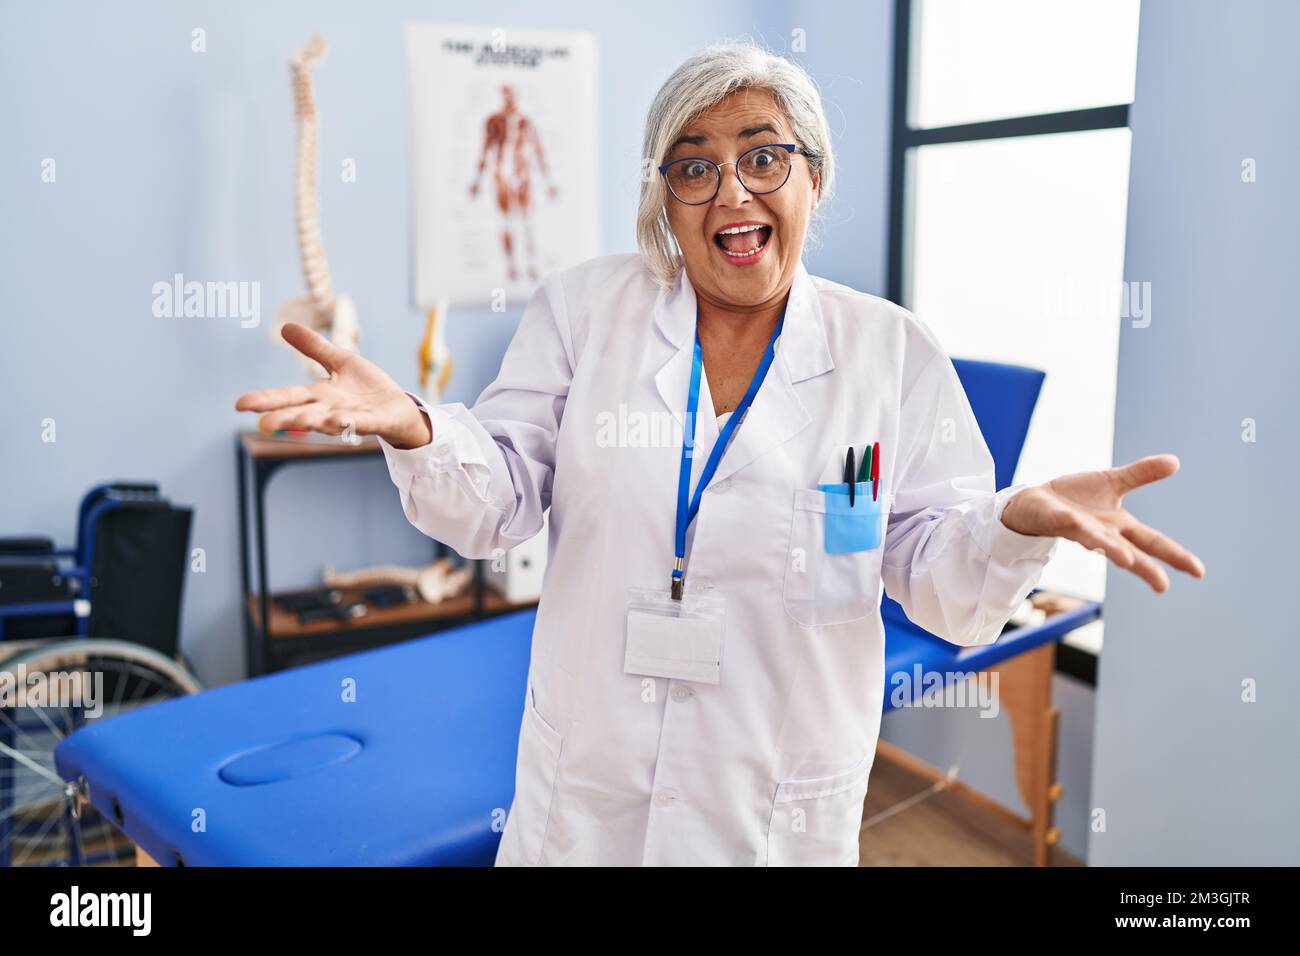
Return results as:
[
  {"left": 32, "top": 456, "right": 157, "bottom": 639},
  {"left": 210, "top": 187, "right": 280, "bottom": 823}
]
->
[{"left": 56, "top": 610, "right": 536, "bottom": 866}]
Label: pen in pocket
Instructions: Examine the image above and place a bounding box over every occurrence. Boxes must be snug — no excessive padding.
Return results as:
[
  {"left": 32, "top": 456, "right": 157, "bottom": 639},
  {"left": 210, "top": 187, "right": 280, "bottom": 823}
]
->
[
  {"left": 850, "top": 441, "right": 881, "bottom": 501},
  {"left": 871, "top": 441, "right": 880, "bottom": 500},
  {"left": 856, "top": 443, "right": 872, "bottom": 483},
  {"left": 843, "top": 446, "right": 856, "bottom": 506}
]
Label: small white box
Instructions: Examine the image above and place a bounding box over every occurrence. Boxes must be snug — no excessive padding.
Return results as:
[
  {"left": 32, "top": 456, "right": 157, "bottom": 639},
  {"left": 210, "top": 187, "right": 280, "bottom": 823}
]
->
[{"left": 485, "top": 511, "right": 549, "bottom": 603}]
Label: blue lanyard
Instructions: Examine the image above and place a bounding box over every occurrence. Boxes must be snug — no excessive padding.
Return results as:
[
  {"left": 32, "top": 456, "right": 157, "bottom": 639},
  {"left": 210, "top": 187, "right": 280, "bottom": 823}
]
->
[{"left": 671, "top": 307, "right": 785, "bottom": 599}]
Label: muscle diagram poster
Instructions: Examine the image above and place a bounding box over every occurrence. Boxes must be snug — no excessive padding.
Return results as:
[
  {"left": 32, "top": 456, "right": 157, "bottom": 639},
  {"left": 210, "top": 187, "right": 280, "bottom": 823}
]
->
[{"left": 405, "top": 24, "right": 599, "bottom": 307}]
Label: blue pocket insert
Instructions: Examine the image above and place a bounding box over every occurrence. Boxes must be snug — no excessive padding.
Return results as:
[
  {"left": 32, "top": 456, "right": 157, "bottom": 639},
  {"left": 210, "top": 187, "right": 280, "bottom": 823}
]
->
[{"left": 817, "top": 482, "right": 885, "bottom": 554}]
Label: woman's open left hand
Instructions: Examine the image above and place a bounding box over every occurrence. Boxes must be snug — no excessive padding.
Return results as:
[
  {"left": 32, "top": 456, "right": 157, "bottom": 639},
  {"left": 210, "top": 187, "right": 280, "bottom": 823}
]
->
[{"left": 999, "top": 453, "right": 1206, "bottom": 593}]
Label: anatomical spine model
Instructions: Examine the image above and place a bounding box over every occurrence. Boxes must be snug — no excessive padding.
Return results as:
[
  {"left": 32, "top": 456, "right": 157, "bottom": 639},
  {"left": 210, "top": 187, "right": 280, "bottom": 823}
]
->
[{"left": 272, "top": 35, "right": 359, "bottom": 378}]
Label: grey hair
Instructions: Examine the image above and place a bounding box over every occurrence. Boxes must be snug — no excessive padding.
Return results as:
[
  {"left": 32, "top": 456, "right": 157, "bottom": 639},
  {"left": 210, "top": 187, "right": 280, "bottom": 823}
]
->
[{"left": 637, "top": 42, "right": 836, "bottom": 289}]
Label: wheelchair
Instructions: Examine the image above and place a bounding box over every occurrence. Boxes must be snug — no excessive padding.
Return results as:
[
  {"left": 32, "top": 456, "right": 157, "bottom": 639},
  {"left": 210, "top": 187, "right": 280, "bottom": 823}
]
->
[{"left": 0, "top": 482, "right": 201, "bottom": 866}]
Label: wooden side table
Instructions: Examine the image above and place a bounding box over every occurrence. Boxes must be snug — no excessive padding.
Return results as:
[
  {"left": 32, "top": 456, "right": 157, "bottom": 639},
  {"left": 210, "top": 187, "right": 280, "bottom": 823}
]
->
[{"left": 235, "top": 430, "right": 534, "bottom": 675}]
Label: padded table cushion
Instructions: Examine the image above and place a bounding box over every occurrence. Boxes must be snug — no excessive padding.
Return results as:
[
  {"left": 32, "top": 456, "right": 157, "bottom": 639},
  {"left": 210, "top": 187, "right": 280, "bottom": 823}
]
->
[{"left": 55, "top": 609, "right": 537, "bottom": 866}]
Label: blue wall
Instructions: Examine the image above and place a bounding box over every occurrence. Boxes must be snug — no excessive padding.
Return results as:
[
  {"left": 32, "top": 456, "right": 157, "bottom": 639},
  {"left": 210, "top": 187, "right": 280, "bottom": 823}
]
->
[
  {"left": 0, "top": 0, "right": 892, "bottom": 685},
  {"left": 1089, "top": 0, "right": 1300, "bottom": 864}
]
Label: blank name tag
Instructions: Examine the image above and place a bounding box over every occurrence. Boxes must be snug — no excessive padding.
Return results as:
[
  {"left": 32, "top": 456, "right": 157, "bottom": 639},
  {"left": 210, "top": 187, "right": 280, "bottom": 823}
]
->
[{"left": 624, "top": 587, "right": 726, "bottom": 685}]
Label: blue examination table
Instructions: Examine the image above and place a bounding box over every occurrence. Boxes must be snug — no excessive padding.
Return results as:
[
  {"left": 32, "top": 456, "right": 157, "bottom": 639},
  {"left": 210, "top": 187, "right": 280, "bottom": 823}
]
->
[
  {"left": 55, "top": 610, "right": 535, "bottom": 866},
  {"left": 53, "top": 598, "right": 1098, "bottom": 866}
]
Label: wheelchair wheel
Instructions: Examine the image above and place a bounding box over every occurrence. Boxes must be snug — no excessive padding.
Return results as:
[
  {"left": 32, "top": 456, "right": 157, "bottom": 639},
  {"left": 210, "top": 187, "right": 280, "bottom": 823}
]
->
[{"left": 0, "top": 639, "right": 201, "bottom": 867}]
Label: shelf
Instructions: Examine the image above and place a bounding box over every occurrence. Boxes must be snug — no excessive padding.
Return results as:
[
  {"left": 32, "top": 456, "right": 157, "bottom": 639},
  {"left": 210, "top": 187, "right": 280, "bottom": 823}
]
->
[
  {"left": 236, "top": 428, "right": 533, "bottom": 674},
  {"left": 245, "top": 586, "right": 535, "bottom": 640},
  {"left": 239, "top": 430, "right": 383, "bottom": 462}
]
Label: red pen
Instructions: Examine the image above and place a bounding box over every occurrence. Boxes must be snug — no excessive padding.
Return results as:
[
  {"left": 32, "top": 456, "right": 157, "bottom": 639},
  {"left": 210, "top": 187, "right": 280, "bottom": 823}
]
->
[{"left": 871, "top": 441, "right": 880, "bottom": 500}]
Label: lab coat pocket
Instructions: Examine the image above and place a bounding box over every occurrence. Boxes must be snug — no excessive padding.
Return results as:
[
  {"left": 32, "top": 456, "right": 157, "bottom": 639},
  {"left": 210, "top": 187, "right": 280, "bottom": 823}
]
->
[
  {"left": 782, "top": 487, "right": 889, "bottom": 627},
  {"left": 766, "top": 754, "right": 874, "bottom": 866},
  {"left": 506, "top": 682, "right": 563, "bottom": 866}
]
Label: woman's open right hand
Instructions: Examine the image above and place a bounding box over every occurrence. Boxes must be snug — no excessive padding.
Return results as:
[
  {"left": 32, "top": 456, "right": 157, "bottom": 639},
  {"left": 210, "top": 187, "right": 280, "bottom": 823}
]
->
[{"left": 234, "top": 323, "right": 432, "bottom": 449}]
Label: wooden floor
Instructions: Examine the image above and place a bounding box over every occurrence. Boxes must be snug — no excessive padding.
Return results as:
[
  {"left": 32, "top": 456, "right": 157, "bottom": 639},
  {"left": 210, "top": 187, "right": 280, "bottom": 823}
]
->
[{"left": 859, "top": 755, "right": 1082, "bottom": 867}]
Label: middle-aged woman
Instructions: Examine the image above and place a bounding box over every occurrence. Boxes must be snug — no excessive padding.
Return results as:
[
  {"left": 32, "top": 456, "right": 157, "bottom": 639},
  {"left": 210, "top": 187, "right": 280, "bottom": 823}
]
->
[{"left": 237, "top": 44, "right": 1204, "bottom": 866}]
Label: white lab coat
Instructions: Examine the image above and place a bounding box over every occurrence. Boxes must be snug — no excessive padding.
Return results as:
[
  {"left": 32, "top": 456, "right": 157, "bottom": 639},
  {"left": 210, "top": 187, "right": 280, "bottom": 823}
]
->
[{"left": 378, "top": 253, "right": 1059, "bottom": 866}]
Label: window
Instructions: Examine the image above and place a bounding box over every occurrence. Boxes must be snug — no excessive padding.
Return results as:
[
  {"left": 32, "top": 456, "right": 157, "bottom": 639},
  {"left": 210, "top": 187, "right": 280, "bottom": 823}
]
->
[{"left": 888, "top": 0, "right": 1142, "bottom": 667}]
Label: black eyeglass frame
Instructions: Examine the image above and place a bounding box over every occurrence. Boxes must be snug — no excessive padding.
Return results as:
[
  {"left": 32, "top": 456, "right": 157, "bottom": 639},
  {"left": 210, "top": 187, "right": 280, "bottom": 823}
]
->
[{"left": 658, "top": 143, "right": 807, "bottom": 205}]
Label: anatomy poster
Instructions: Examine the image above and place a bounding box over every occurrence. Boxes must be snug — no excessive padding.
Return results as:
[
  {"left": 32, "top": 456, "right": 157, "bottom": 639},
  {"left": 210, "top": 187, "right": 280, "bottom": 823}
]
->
[{"left": 405, "top": 24, "right": 599, "bottom": 307}]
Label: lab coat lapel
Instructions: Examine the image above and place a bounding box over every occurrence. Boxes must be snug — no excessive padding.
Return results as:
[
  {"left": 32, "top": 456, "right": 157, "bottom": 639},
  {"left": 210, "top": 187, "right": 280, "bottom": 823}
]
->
[
  {"left": 651, "top": 266, "right": 696, "bottom": 429},
  {"left": 709, "top": 261, "right": 833, "bottom": 485},
  {"left": 651, "top": 266, "right": 724, "bottom": 460},
  {"left": 651, "top": 260, "right": 834, "bottom": 485}
]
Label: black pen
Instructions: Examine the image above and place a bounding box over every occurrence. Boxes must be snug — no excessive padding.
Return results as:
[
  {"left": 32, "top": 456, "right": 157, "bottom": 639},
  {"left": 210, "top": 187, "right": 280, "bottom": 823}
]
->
[{"left": 844, "top": 446, "right": 855, "bottom": 507}]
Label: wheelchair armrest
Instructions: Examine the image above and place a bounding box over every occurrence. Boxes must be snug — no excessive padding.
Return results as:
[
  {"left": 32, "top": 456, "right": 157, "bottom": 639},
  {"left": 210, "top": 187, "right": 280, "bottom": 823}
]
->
[
  {"left": 109, "top": 482, "right": 161, "bottom": 497},
  {"left": 0, "top": 536, "right": 56, "bottom": 555}
]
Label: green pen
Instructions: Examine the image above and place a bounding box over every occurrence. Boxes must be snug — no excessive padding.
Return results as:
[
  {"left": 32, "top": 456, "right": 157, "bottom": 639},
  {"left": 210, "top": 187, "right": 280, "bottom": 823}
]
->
[{"left": 856, "top": 443, "right": 872, "bottom": 483}]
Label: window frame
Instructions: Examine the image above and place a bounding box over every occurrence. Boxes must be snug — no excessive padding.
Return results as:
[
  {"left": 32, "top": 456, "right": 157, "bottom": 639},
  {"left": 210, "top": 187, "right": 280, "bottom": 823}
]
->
[{"left": 886, "top": 0, "right": 1132, "bottom": 307}]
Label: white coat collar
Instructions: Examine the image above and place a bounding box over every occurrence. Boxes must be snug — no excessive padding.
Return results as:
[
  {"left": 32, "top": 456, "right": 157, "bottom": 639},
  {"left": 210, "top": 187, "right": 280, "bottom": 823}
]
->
[
  {"left": 650, "top": 257, "right": 834, "bottom": 384},
  {"left": 649, "top": 257, "right": 834, "bottom": 486}
]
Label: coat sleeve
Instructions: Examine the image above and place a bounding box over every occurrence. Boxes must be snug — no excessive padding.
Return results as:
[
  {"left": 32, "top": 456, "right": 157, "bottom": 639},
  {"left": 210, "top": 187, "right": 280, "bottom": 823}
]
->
[
  {"left": 374, "top": 271, "right": 573, "bottom": 559},
  {"left": 880, "top": 349, "right": 1059, "bottom": 647}
]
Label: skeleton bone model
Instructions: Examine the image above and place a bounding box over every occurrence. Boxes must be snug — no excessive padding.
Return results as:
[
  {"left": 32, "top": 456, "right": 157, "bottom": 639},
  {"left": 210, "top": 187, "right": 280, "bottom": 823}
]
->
[
  {"left": 418, "top": 297, "right": 453, "bottom": 402},
  {"left": 272, "top": 35, "right": 360, "bottom": 378},
  {"left": 323, "top": 558, "right": 473, "bottom": 605}
]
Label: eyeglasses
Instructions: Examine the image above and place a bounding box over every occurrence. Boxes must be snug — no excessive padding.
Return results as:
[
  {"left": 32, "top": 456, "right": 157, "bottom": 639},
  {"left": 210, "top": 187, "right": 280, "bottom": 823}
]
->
[{"left": 658, "top": 143, "right": 805, "bottom": 205}]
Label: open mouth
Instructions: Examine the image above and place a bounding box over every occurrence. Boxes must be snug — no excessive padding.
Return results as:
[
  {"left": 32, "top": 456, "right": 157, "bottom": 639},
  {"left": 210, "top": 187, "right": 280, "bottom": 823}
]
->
[{"left": 714, "top": 223, "right": 773, "bottom": 261}]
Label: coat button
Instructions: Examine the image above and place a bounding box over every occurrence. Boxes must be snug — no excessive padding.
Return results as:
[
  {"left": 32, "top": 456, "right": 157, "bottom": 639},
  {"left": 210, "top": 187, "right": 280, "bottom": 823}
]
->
[
  {"left": 712, "top": 479, "right": 731, "bottom": 494},
  {"left": 671, "top": 685, "right": 693, "bottom": 703},
  {"left": 653, "top": 790, "right": 675, "bottom": 808}
]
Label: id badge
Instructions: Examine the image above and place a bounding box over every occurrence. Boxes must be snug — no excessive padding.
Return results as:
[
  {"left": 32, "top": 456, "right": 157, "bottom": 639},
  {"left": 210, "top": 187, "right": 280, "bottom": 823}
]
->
[{"left": 624, "top": 587, "right": 726, "bottom": 685}]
